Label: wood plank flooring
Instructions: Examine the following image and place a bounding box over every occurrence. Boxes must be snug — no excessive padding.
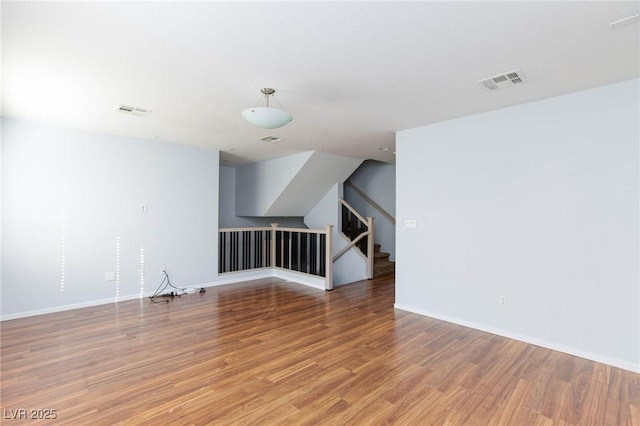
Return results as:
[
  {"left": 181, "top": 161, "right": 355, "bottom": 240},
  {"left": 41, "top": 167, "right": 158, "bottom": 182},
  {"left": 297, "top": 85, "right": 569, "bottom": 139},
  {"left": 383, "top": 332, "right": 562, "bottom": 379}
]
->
[{"left": 1, "top": 276, "right": 638, "bottom": 425}]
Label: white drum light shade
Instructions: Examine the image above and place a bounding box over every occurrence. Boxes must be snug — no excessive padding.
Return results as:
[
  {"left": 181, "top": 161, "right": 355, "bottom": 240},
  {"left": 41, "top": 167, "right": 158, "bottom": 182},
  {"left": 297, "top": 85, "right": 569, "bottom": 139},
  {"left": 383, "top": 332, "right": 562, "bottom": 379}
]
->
[{"left": 241, "top": 107, "right": 292, "bottom": 129}]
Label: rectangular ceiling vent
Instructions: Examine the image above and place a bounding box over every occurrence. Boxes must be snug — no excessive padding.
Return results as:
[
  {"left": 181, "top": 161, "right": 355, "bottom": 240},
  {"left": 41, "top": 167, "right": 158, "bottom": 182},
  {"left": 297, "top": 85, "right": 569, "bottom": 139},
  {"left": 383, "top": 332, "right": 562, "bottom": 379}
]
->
[
  {"left": 477, "top": 69, "right": 524, "bottom": 91},
  {"left": 259, "top": 136, "right": 285, "bottom": 144},
  {"left": 116, "top": 104, "right": 151, "bottom": 116}
]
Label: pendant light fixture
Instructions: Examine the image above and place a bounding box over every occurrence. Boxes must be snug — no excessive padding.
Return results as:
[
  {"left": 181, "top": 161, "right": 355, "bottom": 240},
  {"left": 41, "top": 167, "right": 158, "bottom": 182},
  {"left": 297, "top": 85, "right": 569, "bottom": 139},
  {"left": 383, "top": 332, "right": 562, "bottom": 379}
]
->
[{"left": 241, "top": 88, "right": 292, "bottom": 129}]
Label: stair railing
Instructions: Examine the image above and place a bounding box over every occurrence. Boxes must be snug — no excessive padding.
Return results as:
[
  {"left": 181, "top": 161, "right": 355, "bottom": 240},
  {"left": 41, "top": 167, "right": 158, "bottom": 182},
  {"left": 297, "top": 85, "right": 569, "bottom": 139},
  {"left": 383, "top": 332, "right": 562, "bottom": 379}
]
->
[
  {"left": 344, "top": 180, "right": 395, "bottom": 225},
  {"left": 337, "top": 199, "right": 374, "bottom": 279},
  {"left": 219, "top": 223, "right": 334, "bottom": 290}
]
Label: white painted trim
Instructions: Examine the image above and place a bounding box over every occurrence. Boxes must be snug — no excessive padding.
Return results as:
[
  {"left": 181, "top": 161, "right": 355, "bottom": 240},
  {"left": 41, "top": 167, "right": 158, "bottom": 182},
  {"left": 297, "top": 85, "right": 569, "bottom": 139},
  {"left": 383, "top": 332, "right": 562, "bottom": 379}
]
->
[
  {"left": 274, "top": 226, "right": 326, "bottom": 235},
  {"left": 273, "top": 269, "right": 326, "bottom": 291},
  {"left": 204, "top": 270, "right": 274, "bottom": 287},
  {"left": 1, "top": 291, "right": 154, "bottom": 321},
  {"left": 1, "top": 270, "right": 323, "bottom": 321},
  {"left": 394, "top": 303, "right": 640, "bottom": 374},
  {"left": 337, "top": 231, "right": 367, "bottom": 262},
  {"left": 189, "top": 270, "right": 325, "bottom": 292},
  {"left": 219, "top": 226, "right": 327, "bottom": 234},
  {"left": 219, "top": 227, "right": 272, "bottom": 232},
  {"left": 339, "top": 198, "right": 368, "bottom": 224},
  {"left": 333, "top": 230, "right": 370, "bottom": 261}
]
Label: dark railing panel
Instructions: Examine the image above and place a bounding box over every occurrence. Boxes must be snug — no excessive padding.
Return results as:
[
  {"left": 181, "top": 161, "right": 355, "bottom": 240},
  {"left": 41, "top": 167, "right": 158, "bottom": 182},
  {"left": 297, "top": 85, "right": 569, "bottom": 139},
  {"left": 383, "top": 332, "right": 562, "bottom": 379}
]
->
[
  {"left": 292, "top": 232, "right": 299, "bottom": 272},
  {"left": 275, "top": 230, "right": 283, "bottom": 268},
  {"left": 310, "top": 233, "right": 317, "bottom": 274},
  {"left": 219, "top": 230, "right": 272, "bottom": 273},
  {"left": 219, "top": 232, "right": 226, "bottom": 272},
  {"left": 303, "top": 232, "right": 309, "bottom": 274},
  {"left": 220, "top": 228, "right": 327, "bottom": 278},
  {"left": 341, "top": 204, "right": 369, "bottom": 257},
  {"left": 288, "top": 231, "right": 295, "bottom": 271},
  {"left": 276, "top": 230, "right": 325, "bottom": 277},
  {"left": 319, "top": 234, "right": 326, "bottom": 277}
]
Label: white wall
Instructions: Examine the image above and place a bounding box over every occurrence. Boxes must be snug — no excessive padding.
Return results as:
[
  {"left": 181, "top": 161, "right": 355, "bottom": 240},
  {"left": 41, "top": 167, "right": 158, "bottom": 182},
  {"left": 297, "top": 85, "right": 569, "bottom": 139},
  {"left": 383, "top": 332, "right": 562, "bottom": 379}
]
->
[
  {"left": 396, "top": 79, "right": 640, "bottom": 372},
  {"left": 1, "top": 118, "right": 220, "bottom": 319},
  {"left": 235, "top": 151, "right": 313, "bottom": 216},
  {"left": 345, "top": 160, "right": 396, "bottom": 260},
  {"left": 235, "top": 151, "right": 362, "bottom": 217},
  {"left": 267, "top": 152, "right": 363, "bottom": 216},
  {"left": 305, "top": 183, "right": 367, "bottom": 286},
  {"left": 219, "top": 166, "right": 306, "bottom": 228}
]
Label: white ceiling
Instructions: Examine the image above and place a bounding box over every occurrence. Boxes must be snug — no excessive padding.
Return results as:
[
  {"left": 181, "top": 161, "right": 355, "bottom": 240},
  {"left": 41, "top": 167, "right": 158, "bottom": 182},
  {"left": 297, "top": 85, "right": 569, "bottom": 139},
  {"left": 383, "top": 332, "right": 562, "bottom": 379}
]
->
[{"left": 2, "top": 1, "right": 639, "bottom": 166}]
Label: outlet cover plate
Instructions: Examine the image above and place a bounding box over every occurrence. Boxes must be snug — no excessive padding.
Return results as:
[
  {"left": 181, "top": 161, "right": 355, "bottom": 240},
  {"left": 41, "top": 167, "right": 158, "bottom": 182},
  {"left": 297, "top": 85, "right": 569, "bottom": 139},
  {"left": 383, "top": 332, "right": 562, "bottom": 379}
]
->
[{"left": 404, "top": 219, "right": 417, "bottom": 229}]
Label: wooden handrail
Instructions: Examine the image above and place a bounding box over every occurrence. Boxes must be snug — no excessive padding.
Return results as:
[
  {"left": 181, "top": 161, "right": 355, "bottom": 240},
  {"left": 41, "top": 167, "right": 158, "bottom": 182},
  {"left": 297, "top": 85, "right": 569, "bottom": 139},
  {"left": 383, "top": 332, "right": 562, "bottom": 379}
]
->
[
  {"left": 344, "top": 180, "right": 396, "bottom": 225},
  {"left": 272, "top": 226, "right": 327, "bottom": 234},
  {"left": 219, "top": 226, "right": 272, "bottom": 232},
  {"left": 333, "top": 230, "right": 371, "bottom": 262},
  {"left": 219, "top": 226, "right": 326, "bottom": 234},
  {"left": 340, "top": 198, "right": 367, "bottom": 224}
]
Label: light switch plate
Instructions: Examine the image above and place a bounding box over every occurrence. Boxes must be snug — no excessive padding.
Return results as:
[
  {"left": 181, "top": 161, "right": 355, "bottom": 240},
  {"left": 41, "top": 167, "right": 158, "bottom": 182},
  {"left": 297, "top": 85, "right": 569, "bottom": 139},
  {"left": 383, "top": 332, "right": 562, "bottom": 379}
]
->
[{"left": 105, "top": 271, "right": 116, "bottom": 281}]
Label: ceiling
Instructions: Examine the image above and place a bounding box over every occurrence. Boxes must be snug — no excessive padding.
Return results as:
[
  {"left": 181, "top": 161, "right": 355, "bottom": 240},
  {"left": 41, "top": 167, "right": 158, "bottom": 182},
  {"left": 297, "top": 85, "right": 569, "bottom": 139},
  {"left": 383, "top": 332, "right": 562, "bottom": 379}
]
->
[{"left": 2, "top": 2, "right": 638, "bottom": 167}]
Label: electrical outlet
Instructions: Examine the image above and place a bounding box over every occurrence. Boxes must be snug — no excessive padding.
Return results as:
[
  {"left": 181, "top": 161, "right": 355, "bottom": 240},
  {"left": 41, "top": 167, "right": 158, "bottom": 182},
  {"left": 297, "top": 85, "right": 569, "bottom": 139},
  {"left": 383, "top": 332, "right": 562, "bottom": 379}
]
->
[
  {"left": 404, "top": 219, "right": 417, "bottom": 229},
  {"left": 499, "top": 296, "right": 508, "bottom": 307}
]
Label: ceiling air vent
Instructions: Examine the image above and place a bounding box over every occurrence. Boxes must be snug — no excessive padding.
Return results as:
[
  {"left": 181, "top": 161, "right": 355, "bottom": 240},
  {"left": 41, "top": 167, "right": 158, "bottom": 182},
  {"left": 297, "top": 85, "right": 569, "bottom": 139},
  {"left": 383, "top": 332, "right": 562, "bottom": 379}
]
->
[
  {"left": 259, "top": 136, "right": 285, "bottom": 144},
  {"left": 477, "top": 70, "right": 524, "bottom": 91},
  {"left": 116, "top": 104, "right": 151, "bottom": 116}
]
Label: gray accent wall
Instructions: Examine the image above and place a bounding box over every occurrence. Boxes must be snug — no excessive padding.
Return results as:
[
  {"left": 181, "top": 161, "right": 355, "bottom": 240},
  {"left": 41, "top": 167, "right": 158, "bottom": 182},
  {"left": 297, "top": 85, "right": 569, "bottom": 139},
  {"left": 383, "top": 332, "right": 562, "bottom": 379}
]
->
[
  {"left": 396, "top": 79, "right": 639, "bottom": 372},
  {"left": 1, "top": 118, "right": 220, "bottom": 318}
]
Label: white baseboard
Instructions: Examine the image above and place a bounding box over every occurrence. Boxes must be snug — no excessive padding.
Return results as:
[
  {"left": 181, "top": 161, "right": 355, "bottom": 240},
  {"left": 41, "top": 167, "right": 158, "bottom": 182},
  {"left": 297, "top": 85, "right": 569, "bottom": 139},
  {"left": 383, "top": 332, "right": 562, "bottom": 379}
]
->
[
  {"left": 273, "top": 268, "right": 326, "bottom": 290},
  {"left": 213, "top": 268, "right": 326, "bottom": 291},
  {"left": 1, "top": 291, "right": 155, "bottom": 321},
  {"left": 212, "top": 269, "right": 274, "bottom": 285},
  {"left": 1, "top": 270, "right": 325, "bottom": 321},
  {"left": 394, "top": 303, "right": 640, "bottom": 374}
]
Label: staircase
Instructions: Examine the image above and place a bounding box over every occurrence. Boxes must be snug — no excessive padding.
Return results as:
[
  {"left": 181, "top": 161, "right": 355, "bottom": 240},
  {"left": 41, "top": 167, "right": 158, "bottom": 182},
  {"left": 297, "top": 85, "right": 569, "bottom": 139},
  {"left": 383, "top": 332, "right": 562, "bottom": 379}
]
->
[
  {"left": 340, "top": 198, "right": 395, "bottom": 280},
  {"left": 373, "top": 243, "right": 395, "bottom": 278}
]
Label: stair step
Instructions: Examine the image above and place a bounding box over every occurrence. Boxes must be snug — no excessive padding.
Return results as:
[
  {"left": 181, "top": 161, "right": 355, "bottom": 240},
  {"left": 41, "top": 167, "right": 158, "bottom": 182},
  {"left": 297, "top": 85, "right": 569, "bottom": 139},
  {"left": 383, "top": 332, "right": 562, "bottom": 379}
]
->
[
  {"left": 374, "top": 251, "right": 390, "bottom": 260},
  {"left": 373, "top": 259, "right": 395, "bottom": 278},
  {"left": 373, "top": 238, "right": 394, "bottom": 278}
]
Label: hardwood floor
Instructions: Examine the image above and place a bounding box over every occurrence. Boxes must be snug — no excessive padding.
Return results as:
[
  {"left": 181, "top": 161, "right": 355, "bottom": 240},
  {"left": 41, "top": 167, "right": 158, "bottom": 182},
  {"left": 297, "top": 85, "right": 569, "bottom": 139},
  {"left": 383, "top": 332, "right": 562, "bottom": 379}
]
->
[{"left": 1, "top": 276, "right": 638, "bottom": 425}]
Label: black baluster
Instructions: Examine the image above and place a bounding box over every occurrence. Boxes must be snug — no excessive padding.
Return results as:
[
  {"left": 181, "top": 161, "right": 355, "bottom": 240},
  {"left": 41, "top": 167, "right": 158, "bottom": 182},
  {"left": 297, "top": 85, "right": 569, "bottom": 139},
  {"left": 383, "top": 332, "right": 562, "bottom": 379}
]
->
[
  {"left": 219, "top": 231, "right": 222, "bottom": 273},
  {"left": 310, "top": 233, "right": 317, "bottom": 275},
  {"left": 275, "top": 231, "right": 282, "bottom": 268},
  {"left": 299, "top": 232, "right": 306, "bottom": 273},
  {"left": 285, "top": 231, "right": 292, "bottom": 270},
  {"left": 319, "top": 234, "right": 326, "bottom": 277},
  {"left": 266, "top": 231, "right": 271, "bottom": 267},
  {"left": 342, "top": 204, "right": 348, "bottom": 235}
]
